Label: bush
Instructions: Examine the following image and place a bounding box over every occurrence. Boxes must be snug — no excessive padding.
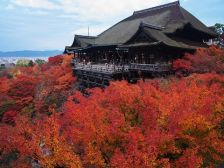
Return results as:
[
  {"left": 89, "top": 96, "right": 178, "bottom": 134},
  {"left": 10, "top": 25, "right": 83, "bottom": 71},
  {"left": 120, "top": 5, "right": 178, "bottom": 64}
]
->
[
  {"left": 16, "top": 59, "right": 34, "bottom": 67},
  {"left": 173, "top": 46, "right": 224, "bottom": 74},
  {"left": 35, "top": 59, "right": 46, "bottom": 65}
]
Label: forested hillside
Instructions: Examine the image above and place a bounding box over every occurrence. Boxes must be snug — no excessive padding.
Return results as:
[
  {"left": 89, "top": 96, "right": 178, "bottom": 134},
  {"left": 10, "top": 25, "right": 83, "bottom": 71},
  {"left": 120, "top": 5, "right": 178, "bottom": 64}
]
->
[{"left": 1, "top": 47, "right": 224, "bottom": 168}]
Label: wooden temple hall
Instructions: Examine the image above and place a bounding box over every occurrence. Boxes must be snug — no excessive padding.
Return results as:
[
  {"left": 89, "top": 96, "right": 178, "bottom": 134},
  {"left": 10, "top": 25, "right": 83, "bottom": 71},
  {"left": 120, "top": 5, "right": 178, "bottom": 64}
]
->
[{"left": 64, "top": 1, "right": 217, "bottom": 88}]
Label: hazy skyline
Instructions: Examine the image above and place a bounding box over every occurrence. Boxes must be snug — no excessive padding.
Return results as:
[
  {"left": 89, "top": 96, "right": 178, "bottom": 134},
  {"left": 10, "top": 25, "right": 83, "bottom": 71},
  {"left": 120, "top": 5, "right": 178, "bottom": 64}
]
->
[{"left": 0, "top": 0, "right": 223, "bottom": 51}]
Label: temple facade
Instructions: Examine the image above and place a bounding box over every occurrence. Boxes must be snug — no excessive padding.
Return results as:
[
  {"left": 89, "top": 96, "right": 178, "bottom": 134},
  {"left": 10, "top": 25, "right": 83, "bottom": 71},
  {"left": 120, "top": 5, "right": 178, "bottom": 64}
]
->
[{"left": 65, "top": 1, "right": 217, "bottom": 88}]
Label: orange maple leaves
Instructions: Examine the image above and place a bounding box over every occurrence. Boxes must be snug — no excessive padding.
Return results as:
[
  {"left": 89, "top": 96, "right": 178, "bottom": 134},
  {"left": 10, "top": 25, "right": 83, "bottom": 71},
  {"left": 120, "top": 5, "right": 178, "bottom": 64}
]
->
[
  {"left": 1, "top": 48, "right": 224, "bottom": 167},
  {"left": 59, "top": 74, "right": 224, "bottom": 167},
  {"left": 173, "top": 46, "right": 224, "bottom": 74}
]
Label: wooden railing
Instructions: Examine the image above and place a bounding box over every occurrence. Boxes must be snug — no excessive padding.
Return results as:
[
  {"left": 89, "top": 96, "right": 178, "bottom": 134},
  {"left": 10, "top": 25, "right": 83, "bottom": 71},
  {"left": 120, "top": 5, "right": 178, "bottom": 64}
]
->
[
  {"left": 129, "top": 63, "right": 172, "bottom": 72},
  {"left": 74, "top": 63, "right": 129, "bottom": 73},
  {"left": 73, "top": 62, "right": 171, "bottom": 73}
]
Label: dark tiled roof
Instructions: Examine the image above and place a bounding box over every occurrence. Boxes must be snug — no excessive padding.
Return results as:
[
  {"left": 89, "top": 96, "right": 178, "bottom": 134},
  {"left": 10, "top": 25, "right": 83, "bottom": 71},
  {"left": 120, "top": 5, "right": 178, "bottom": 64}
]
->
[
  {"left": 94, "top": 1, "right": 216, "bottom": 46},
  {"left": 65, "top": 35, "right": 96, "bottom": 53},
  {"left": 138, "top": 26, "right": 206, "bottom": 50},
  {"left": 65, "top": 1, "right": 217, "bottom": 52},
  {"left": 71, "top": 35, "right": 96, "bottom": 48}
]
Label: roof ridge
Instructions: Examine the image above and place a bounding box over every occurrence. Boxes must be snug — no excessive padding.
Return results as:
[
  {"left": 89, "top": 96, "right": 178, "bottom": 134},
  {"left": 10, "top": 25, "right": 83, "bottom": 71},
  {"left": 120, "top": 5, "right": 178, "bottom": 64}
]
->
[
  {"left": 95, "top": 2, "right": 179, "bottom": 39},
  {"left": 133, "top": 1, "right": 180, "bottom": 15}
]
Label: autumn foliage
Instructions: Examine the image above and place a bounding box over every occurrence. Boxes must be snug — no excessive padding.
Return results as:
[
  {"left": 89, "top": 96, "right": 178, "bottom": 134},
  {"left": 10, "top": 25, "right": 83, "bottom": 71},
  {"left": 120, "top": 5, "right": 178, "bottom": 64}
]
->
[
  {"left": 173, "top": 46, "right": 224, "bottom": 74},
  {"left": 1, "top": 48, "right": 224, "bottom": 167},
  {"left": 0, "top": 54, "right": 75, "bottom": 121}
]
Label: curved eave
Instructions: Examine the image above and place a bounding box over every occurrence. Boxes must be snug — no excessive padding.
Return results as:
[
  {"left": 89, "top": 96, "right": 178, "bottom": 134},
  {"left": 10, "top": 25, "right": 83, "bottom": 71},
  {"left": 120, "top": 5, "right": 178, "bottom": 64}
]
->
[{"left": 119, "top": 42, "right": 161, "bottom": 48}]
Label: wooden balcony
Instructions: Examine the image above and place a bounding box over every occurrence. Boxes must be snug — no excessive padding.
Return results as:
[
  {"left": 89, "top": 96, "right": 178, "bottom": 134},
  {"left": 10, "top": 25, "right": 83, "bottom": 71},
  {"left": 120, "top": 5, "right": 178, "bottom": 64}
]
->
[
  {"left": 73, "top": 63, "right": 129, "bottom": 74},
  {"left": 73, "top": 63, "right": 172, "bottom": 74},
  {"left": 129, "top": 63, "right": 172, "bottom": 72},
  {"left": 73, "top": 62, "right": 172, "bottom": 88},
  {"left": 73, "top": 62, "right": 172, "bottom": 74}
]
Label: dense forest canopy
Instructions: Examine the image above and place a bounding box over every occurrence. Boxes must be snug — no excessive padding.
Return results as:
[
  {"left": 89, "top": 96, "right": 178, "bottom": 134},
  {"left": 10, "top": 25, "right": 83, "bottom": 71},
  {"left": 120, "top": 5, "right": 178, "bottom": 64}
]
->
[{"left": 0, "top": 47, "right": 224, "bottom": 167}]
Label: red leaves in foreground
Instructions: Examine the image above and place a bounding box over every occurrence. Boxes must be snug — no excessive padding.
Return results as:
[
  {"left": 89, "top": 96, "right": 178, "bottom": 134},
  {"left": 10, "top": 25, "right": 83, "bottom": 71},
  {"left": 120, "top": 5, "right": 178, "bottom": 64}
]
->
[
  {"left": 0, "top": 114, "right": 82, "bottom": 167},
  {"left": 0, "top": 54, "right": 75, "bottom": 119},
  {"left": 2, "top": 111, "right": 17, "bottom": 124},
  {"left": 1, "top": 49, "right": 224, "bottom": 167},
  {"left": 1, "top": 73, "right": 224, "bottom": 167},
  {"left": 7, "top": 75, "right": 37, "bottom": 108},
  {"left": 48, "top": 55, "right": 64, "bottom": 65},
  {"left": 62, "top": 75, "right": 224, "bottom": 167}
]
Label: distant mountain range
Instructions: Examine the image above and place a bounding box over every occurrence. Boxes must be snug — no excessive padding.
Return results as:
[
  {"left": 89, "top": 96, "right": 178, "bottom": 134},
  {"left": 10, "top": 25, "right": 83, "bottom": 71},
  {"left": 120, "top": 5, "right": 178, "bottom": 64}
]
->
[{"left": 0, "top": 50, "right": 63, "bottom": 57}]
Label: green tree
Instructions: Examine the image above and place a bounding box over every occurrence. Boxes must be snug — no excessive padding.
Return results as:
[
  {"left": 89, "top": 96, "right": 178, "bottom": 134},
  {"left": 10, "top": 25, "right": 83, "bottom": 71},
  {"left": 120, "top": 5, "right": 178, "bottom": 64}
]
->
[
  {"left": 35, "top": 59, "right": 46, "bottom": 65},
  {"left": 214, "top": 23, "right": 224, "bottom": 35},
  {"left": 16, "top": 59, "right": 34, "bottom": 67}
]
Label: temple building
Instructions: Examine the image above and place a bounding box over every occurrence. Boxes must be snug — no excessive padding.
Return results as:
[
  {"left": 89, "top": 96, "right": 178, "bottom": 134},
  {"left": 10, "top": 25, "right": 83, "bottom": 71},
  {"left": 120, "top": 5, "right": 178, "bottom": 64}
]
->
[{"left": 64, "top": 1, "right": 217, "bottom": 88}]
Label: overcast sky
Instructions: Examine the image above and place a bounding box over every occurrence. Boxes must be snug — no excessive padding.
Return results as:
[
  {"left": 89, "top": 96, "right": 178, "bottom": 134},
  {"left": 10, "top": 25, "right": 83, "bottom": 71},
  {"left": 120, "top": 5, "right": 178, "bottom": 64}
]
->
[{"left": 0, "top": 0, "right": 223, "bottom": 51}]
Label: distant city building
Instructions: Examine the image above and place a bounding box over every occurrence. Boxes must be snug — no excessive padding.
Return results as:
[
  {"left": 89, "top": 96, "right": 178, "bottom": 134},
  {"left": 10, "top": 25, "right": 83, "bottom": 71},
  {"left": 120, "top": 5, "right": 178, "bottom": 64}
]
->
[{"left": 0, "top": 57, "right": 48, "bottom": 65}]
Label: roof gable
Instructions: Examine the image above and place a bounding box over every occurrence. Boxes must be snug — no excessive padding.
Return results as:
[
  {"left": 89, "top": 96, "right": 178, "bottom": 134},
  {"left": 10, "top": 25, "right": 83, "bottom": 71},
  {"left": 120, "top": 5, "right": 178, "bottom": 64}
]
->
[
  {"left": 95, "top": 2, "right": 178, "bottom": 45},
  {"left": 125, "top": 28, "right": 157, "bottom": 45},
  {"left": 179, "top": 7, "right": 217, "bottom": 36},
  {"left": 66, "top": 1, "right": 217, "bottom": 52},
  {"left": 94, "top": 1, "right": 216, "bottom": 46},
  {"left": 71, "top": 35, "right": 96, "bottom": 48}
]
